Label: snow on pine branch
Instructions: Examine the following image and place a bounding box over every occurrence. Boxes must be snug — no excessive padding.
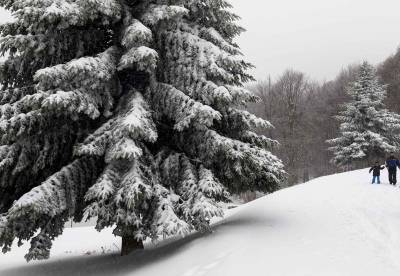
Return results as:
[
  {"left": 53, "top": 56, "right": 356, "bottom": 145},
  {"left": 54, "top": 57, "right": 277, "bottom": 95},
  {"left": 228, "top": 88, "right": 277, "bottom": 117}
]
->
[
  {"left": 0, "top": 34, "right": 45, "bottom": 55},
  {"left": 178, "top": 156, "right": 225, "bottom": 231},
  {"left": 240, "top": 131, "right": 280, "bottom": 150},
  {"left": 74, "top": 119, "right": 115, "bottom": 157},
  {"left": 34, "top": 46, "right": 119, "bottom": 91},
  {"left": 225, "top": 108, "right": 274, "bottom": 130},
  {"left": 84, "top": 164, "right": 123, "bottom": 230},
  {"left": 183, "top": 0, "right": 245, "bottom": 40},
  {"left": 85, "top": 150, "right": 191, "bottom": 241},
  {"left": 121, "top": 18, "right": 153, "bottom": 49},
  {"left": 108, "top": 157, "right": 156, "bottom": 238},
  {"left": 0, "top": 144, "right": 19, "bottom": 172},
  {"left": 157, "top": 151, "right": 226, "bottom": 233},
  {"left": 0, "top": 157, "right": 100, "bottom": 255},
  {"left": 75, "top": 91, "right": 157, "bottom": 158},
  {"left": 149, "top": 83, "right": 222, "bottom": 131},
  {"left": 181, "top": 129, "right": 285, "bottom": 191},
  {"left": 6, "top": 157, "right": 98, "bottom": 218},
  {"left": 197, "top": 165, "right": 228, "bottom": 199},
  {"left": 157, "top": 24, "right": 256, "bottom": 105},
  {"left": 6, "top": 47, "right": 122, "bottom": 121},
  {"left": 118, "top": 46, "right": 158, "bottom": 72},
  {"left": 161, "top": 26, "right": 238, "bottom": 83},
  {"left": 199, "top": 27, "right": 241, "bottom": 55},
  {"left": 141, "top": 4, "right": 188, "bottom": 26},
  {"left": 222, "top": 85, "right": 259, "bottom": 105},
  {"left": 0, "top": 109, "right": 49, "bottom": 143},
  {"left": 185, "top": 81, "right": 257, "bottom": 107},
  {"left": 118, "top": 91, "right": 158, "bottom": 142},
  {"left": 152, "top": 185, "right": 190, "bottom": 239},
  {"left": 12, "top": 0, "right": 121, "bottom": 31},
  {"left": 41, "top": 89, "right": 100, "bottom": 119},
  {"left": 105, "top": 137, "right": 143, "bottom": 163},
  {"left": 0, "top": 86, "right": 36, "bottom": 105}
]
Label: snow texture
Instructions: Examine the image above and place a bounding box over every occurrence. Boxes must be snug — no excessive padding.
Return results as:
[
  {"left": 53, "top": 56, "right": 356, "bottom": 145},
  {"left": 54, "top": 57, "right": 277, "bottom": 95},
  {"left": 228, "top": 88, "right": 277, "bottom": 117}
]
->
[{"left": 2, "top": 169, "right": 400, "bottom": 275}]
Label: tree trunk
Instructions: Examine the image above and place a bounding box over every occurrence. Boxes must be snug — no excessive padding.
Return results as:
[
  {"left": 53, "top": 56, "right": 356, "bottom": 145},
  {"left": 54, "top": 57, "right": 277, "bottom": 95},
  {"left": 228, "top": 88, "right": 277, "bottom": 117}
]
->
[
  {"left": 303, "top": 169, "right": 309, "bottom": 183},
  {"left": 121, "top": 235, "right": 144, "bottom": 256}
]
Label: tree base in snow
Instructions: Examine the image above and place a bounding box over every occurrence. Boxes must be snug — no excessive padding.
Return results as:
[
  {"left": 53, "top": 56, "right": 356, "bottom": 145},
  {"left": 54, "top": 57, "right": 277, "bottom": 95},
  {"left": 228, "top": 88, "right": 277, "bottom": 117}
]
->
[{"left": 121, "top": 236, "right": 144, "bottom": 256}]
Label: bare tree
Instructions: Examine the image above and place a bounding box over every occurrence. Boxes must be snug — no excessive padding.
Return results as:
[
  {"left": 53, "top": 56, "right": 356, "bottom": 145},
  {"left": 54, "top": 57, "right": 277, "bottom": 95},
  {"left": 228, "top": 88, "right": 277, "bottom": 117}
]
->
[
  {"left": 247, "top": 65, "right": 361, "bottom": 186},
  {"left": 248, "top": 76, "right": 276, "bottom": 137},
  {"left": 273, "top": 70, "right": 309, "bottom": 185},
  {"left": 378, "top": 47, "right": 400, "bottom": 113}
]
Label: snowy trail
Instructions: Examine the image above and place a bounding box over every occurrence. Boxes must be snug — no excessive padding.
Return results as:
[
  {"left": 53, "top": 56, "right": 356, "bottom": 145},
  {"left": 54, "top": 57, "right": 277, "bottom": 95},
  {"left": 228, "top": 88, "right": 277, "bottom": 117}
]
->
[{"left": 2, "top": 169, "right": 400, "bottom": 276}]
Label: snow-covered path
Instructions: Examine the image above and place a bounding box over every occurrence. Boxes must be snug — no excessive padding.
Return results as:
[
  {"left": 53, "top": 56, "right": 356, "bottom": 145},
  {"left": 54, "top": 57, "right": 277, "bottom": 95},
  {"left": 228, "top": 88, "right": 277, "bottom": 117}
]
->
[{"left": 1, "top": 169, "right": 400, "bottom": 276}]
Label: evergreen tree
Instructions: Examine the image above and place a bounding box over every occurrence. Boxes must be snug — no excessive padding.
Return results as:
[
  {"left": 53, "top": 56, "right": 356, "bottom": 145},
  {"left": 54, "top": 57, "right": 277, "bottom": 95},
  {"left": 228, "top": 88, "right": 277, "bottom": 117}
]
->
[
  {"left": 0, "top": 0, "right": 285, "bottom": 260},
  {"left": 328, "top": 61, "right": 400, "bottom": 166}
]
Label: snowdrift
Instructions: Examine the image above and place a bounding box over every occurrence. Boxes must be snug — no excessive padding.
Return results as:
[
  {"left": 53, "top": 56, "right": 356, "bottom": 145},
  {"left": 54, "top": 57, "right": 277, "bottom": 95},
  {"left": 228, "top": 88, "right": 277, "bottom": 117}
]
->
[{"left": 1, "top": 168, "right": 400, "bottom": 276}]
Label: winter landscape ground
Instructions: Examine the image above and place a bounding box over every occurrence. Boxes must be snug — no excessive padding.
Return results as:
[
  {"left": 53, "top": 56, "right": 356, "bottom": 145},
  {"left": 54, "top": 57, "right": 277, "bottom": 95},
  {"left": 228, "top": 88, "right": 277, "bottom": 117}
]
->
[{"left": 1, "top": 168, "right": 400, "bottom": 276}]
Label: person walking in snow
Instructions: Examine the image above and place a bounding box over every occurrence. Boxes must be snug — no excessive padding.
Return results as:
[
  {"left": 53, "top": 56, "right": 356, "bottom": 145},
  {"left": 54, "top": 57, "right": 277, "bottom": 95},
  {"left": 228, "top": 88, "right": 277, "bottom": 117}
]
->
[
  {"left": 369, "top": 161, "right": 385, "bottom": 184},
  {"left": 386, "top": 153, "right": 400, "bottom": 185}
]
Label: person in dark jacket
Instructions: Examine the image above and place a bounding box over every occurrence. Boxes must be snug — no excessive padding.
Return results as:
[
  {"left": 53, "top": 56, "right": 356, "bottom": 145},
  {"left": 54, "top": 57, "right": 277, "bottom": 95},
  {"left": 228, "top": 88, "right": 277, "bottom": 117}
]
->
[
  {"left": 386, "top": 153, "right": 400, "bottom": 185},
  {"left": 369, "top": 161, "right": 385, "bottom": 184}
]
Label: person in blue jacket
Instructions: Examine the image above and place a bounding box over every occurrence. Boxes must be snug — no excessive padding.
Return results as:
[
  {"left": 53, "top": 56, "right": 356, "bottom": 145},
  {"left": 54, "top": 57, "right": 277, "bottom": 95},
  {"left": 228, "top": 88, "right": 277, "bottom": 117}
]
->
[
  {"left": 386, "top": 153, "right": 400, "bottom": 185},
  {"left": 369, "top": 161, "right": 385, "bottom": 184}
]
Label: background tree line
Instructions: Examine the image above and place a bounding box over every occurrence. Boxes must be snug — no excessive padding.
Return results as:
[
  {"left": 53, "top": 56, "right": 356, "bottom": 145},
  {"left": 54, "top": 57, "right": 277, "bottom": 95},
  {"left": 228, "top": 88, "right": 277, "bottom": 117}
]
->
[{"left": 247, "top": 47, "right": 400, "bottom": 186}]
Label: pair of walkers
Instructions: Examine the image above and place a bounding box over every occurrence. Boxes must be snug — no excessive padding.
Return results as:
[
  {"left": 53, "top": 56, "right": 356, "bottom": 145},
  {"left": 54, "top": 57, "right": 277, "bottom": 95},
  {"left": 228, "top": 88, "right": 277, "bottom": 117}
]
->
[{"left": 369, "top": 153, "right": 400, "bottom": 185}]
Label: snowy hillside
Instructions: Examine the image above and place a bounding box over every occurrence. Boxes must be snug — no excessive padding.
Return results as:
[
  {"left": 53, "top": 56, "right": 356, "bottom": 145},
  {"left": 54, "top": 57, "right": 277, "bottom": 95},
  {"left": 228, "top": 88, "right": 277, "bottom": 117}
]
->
[{"left": 1, "top": 168, "right": 400, "bottom": 276}]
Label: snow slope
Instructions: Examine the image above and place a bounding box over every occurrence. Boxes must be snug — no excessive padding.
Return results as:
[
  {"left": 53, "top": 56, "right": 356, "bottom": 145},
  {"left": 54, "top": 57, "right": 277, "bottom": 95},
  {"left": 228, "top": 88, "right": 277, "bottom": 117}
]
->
[{"left": 1, "top": 168, "right": 400, "bottom": 276}]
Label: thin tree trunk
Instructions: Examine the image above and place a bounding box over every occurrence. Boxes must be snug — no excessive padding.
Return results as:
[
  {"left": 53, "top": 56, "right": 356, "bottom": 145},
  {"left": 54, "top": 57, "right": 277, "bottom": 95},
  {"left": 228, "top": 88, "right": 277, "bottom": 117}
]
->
[{"left": 121, "top": 235, "right": 144, "bottom": 256}]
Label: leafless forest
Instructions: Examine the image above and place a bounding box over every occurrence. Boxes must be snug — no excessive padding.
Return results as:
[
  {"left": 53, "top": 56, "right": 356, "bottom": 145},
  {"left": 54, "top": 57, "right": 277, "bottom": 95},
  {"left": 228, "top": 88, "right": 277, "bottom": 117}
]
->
[{"left": 247, "top": 48, "right": 400, "bottom": 186}]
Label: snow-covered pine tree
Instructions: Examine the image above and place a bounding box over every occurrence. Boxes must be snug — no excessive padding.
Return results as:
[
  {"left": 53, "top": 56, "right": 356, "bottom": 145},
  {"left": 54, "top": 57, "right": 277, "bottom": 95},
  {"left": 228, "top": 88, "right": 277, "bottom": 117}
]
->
[
  {"left": 0, "top": 0, "right": 285, "bottom": 260},
  {"left": 327, "top": 61, "right": 400, "bottom": 167}
]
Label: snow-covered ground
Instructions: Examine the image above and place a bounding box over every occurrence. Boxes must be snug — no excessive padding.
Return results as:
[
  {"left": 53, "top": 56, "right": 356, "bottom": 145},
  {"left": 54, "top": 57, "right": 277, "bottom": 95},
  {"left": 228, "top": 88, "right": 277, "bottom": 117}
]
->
[{"left": 1, "top": 168, "right": 400, "bottom": 276}]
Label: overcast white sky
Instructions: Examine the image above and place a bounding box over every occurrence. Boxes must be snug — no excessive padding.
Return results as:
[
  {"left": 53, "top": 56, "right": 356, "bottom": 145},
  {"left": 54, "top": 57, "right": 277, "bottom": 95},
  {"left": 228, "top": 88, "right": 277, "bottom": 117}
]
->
[
  {"left": 1, "top": 1, "right": 400, "bottom": 81},
  {"left": 229, "top": 0, "right": 400, "bottom": 81}
]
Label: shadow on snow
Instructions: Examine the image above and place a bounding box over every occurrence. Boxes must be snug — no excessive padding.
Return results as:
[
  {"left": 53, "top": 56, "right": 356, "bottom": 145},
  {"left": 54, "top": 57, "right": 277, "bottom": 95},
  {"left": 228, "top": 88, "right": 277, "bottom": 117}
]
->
[{"left": 0, "top": 211, "right": 279, "bottom": 276}]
